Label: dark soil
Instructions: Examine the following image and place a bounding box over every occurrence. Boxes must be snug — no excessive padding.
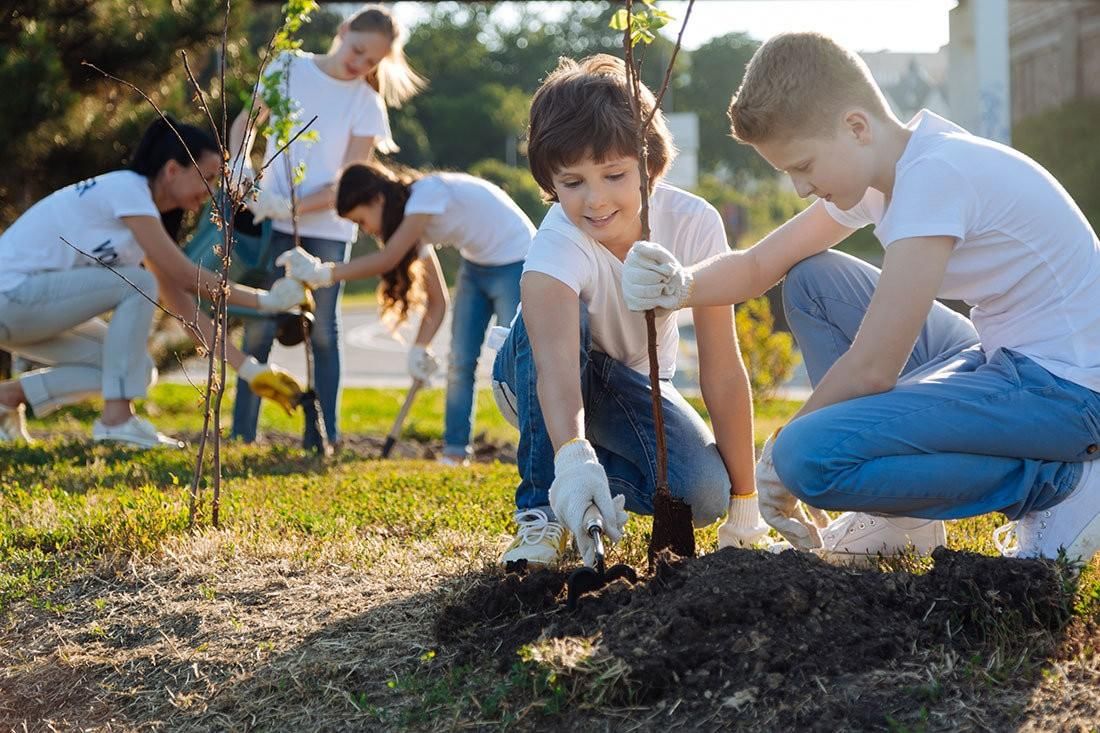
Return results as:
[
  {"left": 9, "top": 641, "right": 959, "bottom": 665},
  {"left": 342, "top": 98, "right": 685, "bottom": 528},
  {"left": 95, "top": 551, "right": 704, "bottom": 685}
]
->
[
  {"left": 436, "top": 547, "right": 1085, "bottom": 731},
  {"left": 649, "top": 491, "right": 696, "bottom": 564}
]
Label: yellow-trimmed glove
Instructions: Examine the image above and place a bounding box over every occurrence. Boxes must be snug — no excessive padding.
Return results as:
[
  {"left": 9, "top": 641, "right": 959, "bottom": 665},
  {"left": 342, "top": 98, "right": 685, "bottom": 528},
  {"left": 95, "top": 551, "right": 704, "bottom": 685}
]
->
[
  {"left": 238, "top": 357, "right": 304, "bottom": 415},
  {"left": 717, "top": 491, "right": 771, "bottom": 549}
]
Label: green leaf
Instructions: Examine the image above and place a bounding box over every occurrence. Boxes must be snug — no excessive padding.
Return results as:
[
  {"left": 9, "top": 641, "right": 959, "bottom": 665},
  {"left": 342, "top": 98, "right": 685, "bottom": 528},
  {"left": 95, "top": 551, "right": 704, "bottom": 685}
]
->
[{"left": 609, "top": 8, "right": 629, "bottom": 31}]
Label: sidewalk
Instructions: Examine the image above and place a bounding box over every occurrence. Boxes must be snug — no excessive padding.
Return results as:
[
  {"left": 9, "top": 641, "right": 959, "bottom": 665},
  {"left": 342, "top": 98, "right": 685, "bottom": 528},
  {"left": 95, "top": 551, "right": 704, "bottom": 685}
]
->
[{"left": 162, "top": 304, "right": 812, "bottom": 400}]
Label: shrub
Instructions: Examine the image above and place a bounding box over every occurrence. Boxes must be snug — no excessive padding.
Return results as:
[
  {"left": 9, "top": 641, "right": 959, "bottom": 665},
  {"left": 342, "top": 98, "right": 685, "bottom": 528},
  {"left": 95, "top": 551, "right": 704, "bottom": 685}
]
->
[{"left": 736, "top": 297, "right": 798, "bottom": 400}]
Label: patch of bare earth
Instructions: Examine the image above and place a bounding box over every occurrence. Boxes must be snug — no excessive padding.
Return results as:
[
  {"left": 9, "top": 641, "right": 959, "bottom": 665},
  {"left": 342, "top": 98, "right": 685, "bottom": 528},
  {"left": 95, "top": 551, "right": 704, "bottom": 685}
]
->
[
  {"left": 437, "top": 547, "right": 1100, "bottom": 731},
  {"left": 0, "top": 529, "right": 503, "bottom": 731}
]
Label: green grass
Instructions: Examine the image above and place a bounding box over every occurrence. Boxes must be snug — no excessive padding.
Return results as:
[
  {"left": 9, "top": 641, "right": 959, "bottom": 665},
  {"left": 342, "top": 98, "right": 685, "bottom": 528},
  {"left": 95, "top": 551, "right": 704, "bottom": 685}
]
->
[{"left": 2, "top": 385, "right": 1097, "bottom": 730}]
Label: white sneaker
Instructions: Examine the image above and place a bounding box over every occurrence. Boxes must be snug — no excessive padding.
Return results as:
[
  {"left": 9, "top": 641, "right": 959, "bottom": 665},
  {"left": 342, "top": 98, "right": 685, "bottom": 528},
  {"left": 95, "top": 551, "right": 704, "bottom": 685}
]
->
[
  {"left": 92, "top": 416, "right": 185, "bottom": 449},
  {"left": 500, "top": 509, "right": 569, "bottom": 568},
  {"left": 437, "top": 454, "right": 471, "bottom": 467},
  {"left": 0, "top": 403, "right": 33, "bottom": 443},
  {"left": 993, "top": 460, "right": 1100, "bottom": 562},
  {"left": 815, "top": 512, "right": 947, "bottom": 563}
]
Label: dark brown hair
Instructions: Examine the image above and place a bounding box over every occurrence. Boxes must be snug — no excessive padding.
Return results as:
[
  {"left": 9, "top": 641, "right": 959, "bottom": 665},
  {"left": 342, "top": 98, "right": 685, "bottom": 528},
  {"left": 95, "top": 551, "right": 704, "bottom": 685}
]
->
[
  {"left": 337, "top": 161, "right": 426, "bottom": 329},
  {"left": 526, "top": 54, "right": 674, "bottom": 201}
]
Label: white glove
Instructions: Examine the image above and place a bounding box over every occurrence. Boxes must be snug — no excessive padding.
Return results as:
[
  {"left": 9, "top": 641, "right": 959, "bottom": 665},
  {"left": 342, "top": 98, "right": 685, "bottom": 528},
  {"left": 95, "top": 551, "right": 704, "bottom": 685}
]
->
[
  {"left": 274, "top": 247, "right": 334, "bottom": 289},
  {"left": 621, "top": 240, "right": 694, "bottom": 314},
  {"left": 757, "top": 434, "right": 829, "bottom": 550},
  {"left": 407, "top": 345, "right": 439, "bottom": 382},
  {"left": 549, "top": 439, "right": 629, "bottom": 567},
  {"left": 248, "top": 186, "right": 293, "bottom": 223},
  {"left": 256, "top": 277, "right": 307, "bottom": 313},
  {"left": 717, "top": 492, "right": 771, "bottom": 549}
]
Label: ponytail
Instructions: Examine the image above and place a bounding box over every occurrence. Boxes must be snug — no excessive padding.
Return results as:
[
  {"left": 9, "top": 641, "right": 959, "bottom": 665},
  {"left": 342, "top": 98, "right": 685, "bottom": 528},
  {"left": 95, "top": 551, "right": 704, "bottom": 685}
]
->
[
  {"left": 337, "top": 161, "right": 427, "bottom": 329},
  {"left": 344, "top": 4, "right": 427, "bottom": 109},
  {"left": 127, "top": 115, "right": 219, "bottom": 241}
]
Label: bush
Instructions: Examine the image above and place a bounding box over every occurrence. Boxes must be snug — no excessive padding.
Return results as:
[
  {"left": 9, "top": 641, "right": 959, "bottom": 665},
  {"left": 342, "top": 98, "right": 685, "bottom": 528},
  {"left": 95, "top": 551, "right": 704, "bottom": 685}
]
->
[
  {"left": 1013, "top": 98, "right": 1100, "bottom": 235},
  {"left": 468, "top": 158, "right": 549, "bottom": 227},
  {"left": 736, "top": 297, "right": 798, "bottom": 400}
]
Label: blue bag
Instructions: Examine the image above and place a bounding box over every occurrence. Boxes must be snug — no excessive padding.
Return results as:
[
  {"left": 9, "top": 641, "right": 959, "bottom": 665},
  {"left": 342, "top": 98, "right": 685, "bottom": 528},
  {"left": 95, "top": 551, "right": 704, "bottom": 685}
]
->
[{"left": 183, "top": 193, "right": 275, "bottom": 319}]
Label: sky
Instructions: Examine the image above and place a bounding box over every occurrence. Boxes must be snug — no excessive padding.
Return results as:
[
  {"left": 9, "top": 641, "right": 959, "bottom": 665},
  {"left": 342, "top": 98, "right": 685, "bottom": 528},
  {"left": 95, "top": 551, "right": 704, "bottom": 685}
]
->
[{"left": 379, "top": 1, "right": 959, "bottom": 54}]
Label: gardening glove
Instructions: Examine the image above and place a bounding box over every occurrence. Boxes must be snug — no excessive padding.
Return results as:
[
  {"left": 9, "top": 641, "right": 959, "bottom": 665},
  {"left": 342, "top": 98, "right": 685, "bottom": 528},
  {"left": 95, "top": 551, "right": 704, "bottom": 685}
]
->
[
  {"left": 248, "top": 186, "right": 293, "bottom": 223},
  {"left": 407, "top": 344, "right": 439, "bottom": 382},
  {"left": 621, "top": 241, "right": 694, "bottom": 315},
  {"left": 757, "top": 433, "right": 828, "bottom": 551},
  {"left": 275, "top": 247, "right": 335, "bottom": 289},
  {"left": 549, "top": 439, "right": 629, "bottom": 567},
  {"left": 237, "top": 357, "right": 304, "bottom": 415},
  {"left": 256, "top": 277, "right": 308, "bottom": 313},
  {"left": 717, "top": 492, "right": 771, "bottom": 549}
]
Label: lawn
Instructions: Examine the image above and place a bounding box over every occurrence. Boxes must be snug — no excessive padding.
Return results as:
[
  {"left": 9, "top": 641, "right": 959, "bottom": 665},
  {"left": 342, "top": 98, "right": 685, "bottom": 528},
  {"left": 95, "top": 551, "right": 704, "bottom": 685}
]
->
[{"left": 1, "top": 385, "right": 1097, "bottom": 731}]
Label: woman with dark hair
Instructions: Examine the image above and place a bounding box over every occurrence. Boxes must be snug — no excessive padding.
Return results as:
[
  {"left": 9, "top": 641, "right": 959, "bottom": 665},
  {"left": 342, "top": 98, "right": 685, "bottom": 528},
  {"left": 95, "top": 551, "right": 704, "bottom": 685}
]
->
[
  {"left": 0, "top": 116, "right": 307, "bottom": 448},
  {"left": 277, "top": 160, "right": 534, "bottom": 464}
]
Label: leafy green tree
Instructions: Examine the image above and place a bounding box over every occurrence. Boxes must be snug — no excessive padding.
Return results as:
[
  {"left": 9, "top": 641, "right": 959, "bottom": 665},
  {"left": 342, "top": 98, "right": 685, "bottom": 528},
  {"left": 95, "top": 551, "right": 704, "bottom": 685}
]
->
[
  {"left": 676, "top": 32, "right": 769, "bottom": 183},
  {"left": 0, "top": 0, "right": 243, "bottom": 225}
]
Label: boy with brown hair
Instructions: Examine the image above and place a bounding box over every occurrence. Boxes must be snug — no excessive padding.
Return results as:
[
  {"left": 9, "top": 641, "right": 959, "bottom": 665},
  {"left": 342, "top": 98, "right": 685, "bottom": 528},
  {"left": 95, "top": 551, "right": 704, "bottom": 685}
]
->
[
  {"left": 491, "top": 54, "right": 768, "bottom": 567},
  {"left": 623, "top": 32, "right": 1100, "bottom": 564}
]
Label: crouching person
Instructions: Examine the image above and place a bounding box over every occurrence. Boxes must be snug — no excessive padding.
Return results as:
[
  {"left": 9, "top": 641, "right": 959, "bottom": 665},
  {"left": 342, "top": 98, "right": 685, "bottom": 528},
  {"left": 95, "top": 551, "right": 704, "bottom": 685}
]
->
[{"left": 491, "top": 55, "right": 769, "bottom": 568}]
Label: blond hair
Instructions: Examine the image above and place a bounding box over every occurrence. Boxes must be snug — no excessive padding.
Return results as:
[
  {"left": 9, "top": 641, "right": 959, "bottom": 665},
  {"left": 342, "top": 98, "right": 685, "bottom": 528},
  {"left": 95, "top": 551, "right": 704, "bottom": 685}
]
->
[
  {"left": 339, "top": 4, "right": 426, "bottom": 109},
  {"left": 728, "top": 32, "right": 892, "bottom": 144},
  {"left": 527, "top": 54, "right": 674, "bottom": 202}
]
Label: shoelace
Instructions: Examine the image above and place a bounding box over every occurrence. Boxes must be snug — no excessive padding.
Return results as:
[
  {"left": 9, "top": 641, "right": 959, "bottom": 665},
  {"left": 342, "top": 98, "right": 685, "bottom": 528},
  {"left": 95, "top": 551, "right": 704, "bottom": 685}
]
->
[
  {"left": 516, "top": 510, "right": 564, "bottom": 546},
  {"left": 992, "top": 521, "right": 1018, "bottom": 556}
]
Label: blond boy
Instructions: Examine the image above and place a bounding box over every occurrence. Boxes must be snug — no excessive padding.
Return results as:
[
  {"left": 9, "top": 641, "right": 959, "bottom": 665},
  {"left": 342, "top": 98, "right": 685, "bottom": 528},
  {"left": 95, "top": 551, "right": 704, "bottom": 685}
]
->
[{"left": 623, "top": 32, "right": 1100, "bottom": 563}]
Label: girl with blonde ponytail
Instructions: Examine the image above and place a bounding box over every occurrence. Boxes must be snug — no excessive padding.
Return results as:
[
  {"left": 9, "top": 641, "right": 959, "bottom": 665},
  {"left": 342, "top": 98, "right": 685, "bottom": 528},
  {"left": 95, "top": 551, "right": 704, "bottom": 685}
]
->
[{"left": 230, "top": 3, "right": 426, "bottom": 450}]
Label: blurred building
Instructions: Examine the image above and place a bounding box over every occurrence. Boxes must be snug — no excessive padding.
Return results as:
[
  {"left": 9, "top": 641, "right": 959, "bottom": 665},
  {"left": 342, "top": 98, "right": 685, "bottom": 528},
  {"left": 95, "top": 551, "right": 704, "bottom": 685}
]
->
[
  {"left": 1009, "top": 0, "right": 1100, "bottom": 121},
  {"left": 861, "top": 50, "right": 951, "bottom": 122},
  {"left": 664, "top": 112, "right": 699, "bottom": 190}
]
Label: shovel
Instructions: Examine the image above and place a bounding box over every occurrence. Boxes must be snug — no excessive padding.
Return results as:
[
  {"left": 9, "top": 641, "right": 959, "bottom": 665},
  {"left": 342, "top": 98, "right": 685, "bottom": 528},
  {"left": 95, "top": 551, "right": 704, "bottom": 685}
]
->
[
  {"left": 381, "top": 377, "right": 425, "bottom": 458},
  {"left": 566, "top": 504, "right": 638, "bottom": 610}
]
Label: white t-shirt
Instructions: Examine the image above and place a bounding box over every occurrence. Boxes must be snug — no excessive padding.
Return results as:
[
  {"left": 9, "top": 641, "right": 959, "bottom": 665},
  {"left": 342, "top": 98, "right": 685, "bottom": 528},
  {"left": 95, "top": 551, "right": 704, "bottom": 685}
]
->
[
  {"left": 523, "top": 183, "right": 729, "bottom": 379},
  {"left": 0, "top": 170, "right": 159, "bottom": 293},
  {"left": 824, "top": 109, "right": 1100, "bottom": 392},
  {"left": 404, "top": 173, "right": 535, "bottom": 266},
  {"left": 264, "top": 51, "right": 392, "bottom": 242}
]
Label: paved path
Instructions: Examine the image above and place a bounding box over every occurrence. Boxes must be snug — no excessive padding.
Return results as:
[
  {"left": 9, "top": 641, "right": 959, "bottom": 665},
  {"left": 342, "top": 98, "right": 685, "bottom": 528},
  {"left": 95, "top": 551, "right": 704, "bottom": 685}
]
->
[{"left": 163, "top": 304, "right": 812, "bottom": 400}]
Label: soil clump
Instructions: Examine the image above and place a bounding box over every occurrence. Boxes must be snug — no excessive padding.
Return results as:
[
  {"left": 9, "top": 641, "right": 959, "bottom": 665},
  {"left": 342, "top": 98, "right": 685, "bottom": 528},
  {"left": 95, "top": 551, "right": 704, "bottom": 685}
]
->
[{"left": 437, "top": 547, "right": 1082, "bottom": 730}]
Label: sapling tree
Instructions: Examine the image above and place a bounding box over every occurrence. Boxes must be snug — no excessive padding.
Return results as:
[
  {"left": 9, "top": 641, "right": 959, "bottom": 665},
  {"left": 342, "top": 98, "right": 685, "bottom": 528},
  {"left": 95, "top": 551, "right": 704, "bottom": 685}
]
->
[
  {"left": 611, "top": 0, "right": 697, "bottom": 564},
  {"left": 81, "top": 0, "right": 321, "bottom": 527}
]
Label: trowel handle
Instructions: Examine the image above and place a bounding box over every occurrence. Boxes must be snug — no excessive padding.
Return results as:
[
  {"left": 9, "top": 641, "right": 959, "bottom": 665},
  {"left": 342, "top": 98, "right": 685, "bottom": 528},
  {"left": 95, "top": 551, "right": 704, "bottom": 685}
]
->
[{"left": 582, "top": 503, "right": 604, "bottom": 537}]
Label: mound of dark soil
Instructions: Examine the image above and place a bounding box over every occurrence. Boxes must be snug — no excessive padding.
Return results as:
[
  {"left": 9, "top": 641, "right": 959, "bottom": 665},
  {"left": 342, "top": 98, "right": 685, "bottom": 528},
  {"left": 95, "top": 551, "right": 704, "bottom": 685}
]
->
[{"left": 436, "top": 547, "right": 1076, "bottom": 730}]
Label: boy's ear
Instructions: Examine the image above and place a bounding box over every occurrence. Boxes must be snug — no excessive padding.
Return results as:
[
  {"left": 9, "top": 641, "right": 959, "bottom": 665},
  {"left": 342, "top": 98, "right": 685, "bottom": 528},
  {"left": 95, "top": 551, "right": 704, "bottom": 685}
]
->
[{"left": 843, "top": 110, "right": 873, "bottom": 145}]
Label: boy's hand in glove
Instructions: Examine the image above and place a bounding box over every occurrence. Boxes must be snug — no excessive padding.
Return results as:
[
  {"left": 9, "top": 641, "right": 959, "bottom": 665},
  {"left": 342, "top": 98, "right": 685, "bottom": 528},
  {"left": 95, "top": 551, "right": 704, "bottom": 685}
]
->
[
  {"left": 717, "top": 491, "right": 772, "bottom": 549},
  {"left": 621, "top": 241, "right": 694, "bottom": 315},
  {"left": 549, "top": 439, "right": 629, "bottom": 566}
]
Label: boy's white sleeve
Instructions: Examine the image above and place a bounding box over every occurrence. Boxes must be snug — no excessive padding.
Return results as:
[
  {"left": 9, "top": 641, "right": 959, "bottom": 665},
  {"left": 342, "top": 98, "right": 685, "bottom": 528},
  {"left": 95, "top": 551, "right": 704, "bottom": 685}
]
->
[
  {"left": 822, "top": 195, "right": 877, "bottom": 230},
  {"left": 522, "top": 228, "right": 591, "bottom": 296},
  {"left": 684, "top": 205, "right": 731, "bottom": 265},
  {"left": 876, "top": 158, "right": 970, "bottom": 248}
]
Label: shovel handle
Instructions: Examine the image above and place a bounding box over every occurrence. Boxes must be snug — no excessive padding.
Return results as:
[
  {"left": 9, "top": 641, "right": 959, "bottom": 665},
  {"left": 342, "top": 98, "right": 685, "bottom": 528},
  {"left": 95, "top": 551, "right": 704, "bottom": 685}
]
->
[{"left": 582, "top": 503, "right": 606, "bottom": 567}]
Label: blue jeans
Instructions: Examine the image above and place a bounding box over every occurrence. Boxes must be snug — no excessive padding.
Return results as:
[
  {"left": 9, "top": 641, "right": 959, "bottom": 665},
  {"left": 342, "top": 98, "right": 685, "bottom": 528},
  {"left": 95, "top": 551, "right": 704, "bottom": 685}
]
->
[
  {"left": 443, "top": 259, "right": 523, "bottom": 457},
  {"left": 492, "top": 304, "right": 729, "bottom": 525},
  {"left": 231, "top": 231, "right": 349, "bottom": 447},
  {"left": 773, "top": 250, "right": 1100, "bottom": 520}
]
